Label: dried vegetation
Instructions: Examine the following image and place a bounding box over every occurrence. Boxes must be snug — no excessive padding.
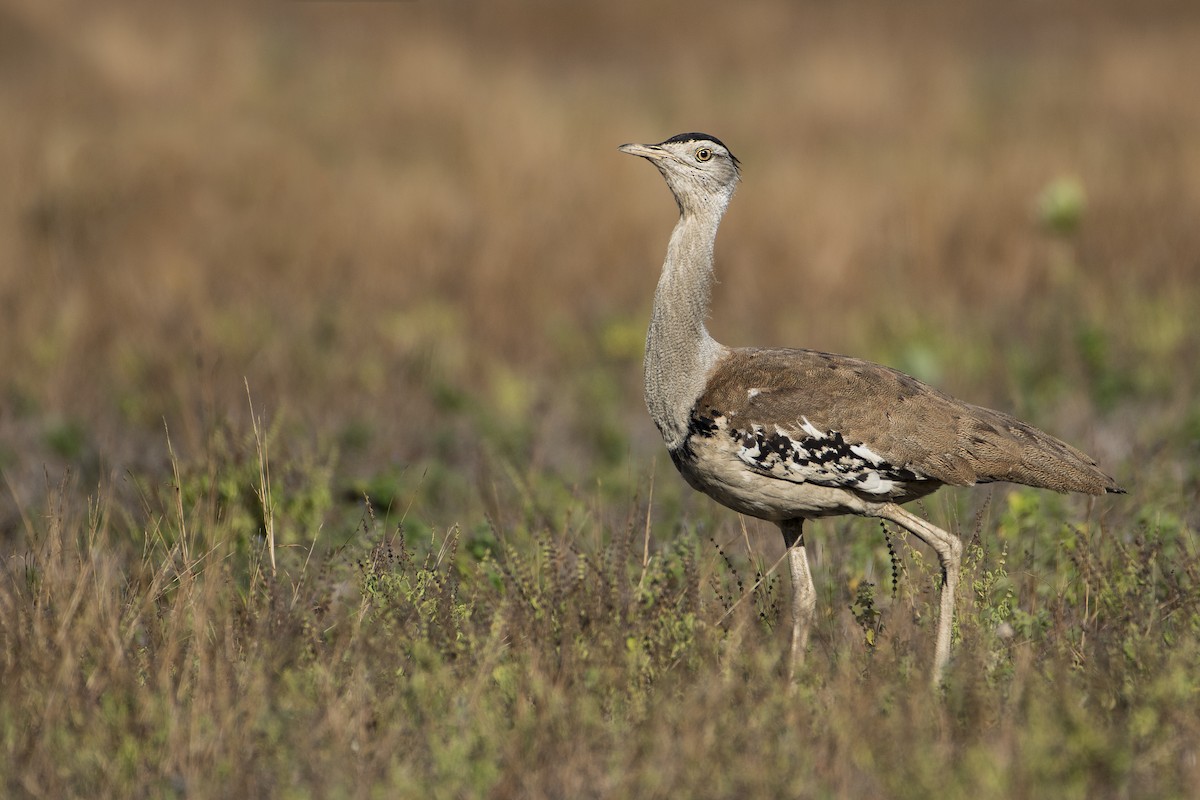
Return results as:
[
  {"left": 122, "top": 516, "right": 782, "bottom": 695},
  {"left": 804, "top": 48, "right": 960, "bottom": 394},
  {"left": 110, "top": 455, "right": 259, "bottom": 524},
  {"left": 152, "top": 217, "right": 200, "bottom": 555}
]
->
[{"left": 2, "top": 1, "right": 1199, "bottom": 797}]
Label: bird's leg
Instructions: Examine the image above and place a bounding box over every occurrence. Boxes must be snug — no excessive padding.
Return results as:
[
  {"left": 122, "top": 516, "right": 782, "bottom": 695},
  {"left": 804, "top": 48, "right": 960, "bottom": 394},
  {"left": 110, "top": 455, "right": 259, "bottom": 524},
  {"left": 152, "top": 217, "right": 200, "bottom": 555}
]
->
[
  {"left": 780, "top": 519, "right": 816, "bottom": 681},
  {"left": 869, "top": 503, "right": 962, "bottom": 688}
]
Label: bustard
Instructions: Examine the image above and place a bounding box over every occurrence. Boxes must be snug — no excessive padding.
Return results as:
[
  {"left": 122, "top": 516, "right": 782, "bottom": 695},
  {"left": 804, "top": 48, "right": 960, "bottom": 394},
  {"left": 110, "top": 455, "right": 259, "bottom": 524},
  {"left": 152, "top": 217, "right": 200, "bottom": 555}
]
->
[{"left": 619, "top": 132, "right": 1124, "bottom": 686}]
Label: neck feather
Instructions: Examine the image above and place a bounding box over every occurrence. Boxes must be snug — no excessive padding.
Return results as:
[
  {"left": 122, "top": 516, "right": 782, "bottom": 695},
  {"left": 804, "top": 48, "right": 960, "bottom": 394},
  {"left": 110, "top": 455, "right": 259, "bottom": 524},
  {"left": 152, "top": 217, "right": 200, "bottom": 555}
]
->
[{"left": 644, "top": 202, "right": 729, "bottom": 448}]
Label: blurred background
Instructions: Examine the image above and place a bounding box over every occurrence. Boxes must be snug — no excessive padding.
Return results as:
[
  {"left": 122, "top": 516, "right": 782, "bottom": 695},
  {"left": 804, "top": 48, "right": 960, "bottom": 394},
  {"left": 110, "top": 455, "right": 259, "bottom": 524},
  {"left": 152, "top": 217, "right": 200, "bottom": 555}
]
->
[{"left": 1, "top": 0, "right": 1198, "bottom": 537}]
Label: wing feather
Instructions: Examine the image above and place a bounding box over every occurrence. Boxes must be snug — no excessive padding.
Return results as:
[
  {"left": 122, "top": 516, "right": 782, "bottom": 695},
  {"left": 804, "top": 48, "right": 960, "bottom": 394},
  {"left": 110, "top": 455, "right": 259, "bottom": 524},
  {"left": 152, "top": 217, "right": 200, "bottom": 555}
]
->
[{"left": 694, "top": 347, "right": 1121, "bottom": 495}]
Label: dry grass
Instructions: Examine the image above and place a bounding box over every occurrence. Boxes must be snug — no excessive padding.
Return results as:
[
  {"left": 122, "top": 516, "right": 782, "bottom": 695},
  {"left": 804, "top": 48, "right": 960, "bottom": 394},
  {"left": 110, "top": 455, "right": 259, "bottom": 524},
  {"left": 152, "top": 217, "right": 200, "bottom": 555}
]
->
[{"left": 2, "top": 0, "right": 1199, "bottom": 796}]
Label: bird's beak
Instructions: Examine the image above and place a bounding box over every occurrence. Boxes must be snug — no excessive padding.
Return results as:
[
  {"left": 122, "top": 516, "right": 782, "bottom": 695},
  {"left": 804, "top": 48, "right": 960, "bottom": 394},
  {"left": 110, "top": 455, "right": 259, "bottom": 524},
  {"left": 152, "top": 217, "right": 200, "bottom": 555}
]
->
[{"left": 618, "top": 142, "right": 665, "bottom": 160}]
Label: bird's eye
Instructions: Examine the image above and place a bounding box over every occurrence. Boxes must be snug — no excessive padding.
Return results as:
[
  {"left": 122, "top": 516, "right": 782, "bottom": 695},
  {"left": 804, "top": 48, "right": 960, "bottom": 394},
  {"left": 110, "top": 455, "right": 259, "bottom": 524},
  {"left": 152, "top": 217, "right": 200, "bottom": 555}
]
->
[{"left": 695, "top": 148, "right": 713, "bottom": 162}]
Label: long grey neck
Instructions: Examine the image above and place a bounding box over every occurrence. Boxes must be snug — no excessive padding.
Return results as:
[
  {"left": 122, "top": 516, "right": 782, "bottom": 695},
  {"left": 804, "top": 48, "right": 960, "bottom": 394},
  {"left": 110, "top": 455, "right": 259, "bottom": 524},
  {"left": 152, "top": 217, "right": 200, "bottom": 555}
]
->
[{"left": 644, "top": 206, "right": 729, "bottom": 449}]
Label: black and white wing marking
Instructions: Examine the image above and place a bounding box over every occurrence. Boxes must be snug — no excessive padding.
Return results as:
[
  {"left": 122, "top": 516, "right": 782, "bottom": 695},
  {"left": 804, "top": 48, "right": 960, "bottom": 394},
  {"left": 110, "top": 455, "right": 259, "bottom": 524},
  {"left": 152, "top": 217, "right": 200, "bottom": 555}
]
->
[{"left": 733, "top": 416, "right": 930, "bottom": 495}]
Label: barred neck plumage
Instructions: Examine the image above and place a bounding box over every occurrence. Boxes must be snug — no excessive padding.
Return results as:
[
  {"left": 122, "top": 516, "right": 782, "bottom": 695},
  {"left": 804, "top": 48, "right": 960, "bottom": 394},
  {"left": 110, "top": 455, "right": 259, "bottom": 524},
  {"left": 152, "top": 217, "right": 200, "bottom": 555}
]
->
[{"left": 643, "top": 201, "right": 730, "bottom": 449}]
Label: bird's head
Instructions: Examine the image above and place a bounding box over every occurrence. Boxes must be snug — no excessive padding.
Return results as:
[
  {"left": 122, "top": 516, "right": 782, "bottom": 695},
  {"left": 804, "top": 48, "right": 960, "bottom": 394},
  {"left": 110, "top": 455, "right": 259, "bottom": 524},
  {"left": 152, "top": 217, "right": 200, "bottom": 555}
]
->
[{"left": 619, "top": 133, "right": 740, "bottom": 216}]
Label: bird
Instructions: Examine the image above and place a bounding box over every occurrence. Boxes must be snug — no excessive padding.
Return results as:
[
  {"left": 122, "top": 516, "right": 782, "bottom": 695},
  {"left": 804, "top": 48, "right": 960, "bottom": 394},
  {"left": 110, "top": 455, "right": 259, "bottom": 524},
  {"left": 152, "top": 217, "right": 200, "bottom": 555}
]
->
[{"left": 618, "top": 132, "right": 1124, "bottom": 686}]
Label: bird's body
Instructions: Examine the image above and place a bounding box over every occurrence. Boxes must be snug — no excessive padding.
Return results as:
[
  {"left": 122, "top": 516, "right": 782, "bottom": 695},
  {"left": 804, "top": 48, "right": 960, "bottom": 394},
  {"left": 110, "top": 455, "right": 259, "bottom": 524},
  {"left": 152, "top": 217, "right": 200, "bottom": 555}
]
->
[
  {"left": 672, "top": 346, "right": 1119, "bottom": 518},
  {"left": 620, "top": 132, "right": 1123, "bottom": 685}
]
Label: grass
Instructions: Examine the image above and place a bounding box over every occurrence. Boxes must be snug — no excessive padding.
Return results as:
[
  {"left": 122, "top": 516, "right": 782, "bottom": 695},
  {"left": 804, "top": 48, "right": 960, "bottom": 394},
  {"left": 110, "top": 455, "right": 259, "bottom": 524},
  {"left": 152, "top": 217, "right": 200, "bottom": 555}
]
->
[
  {"left": 2, "top": 0, "right": 1200, "bottom": 797},
  {"left": 3, "top": 450, "right": 1198, "bottom": 798}
]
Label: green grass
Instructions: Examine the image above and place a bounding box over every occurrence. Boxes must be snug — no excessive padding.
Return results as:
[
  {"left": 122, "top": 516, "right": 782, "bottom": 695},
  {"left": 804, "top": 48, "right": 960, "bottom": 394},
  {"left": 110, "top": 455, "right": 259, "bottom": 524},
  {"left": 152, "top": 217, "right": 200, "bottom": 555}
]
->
[
  {"left": 3, "top": 1, "right": 1200, "bottom": 797},
  {"left": 2, "top": 439, "right": 1197, "bottom": 798}
]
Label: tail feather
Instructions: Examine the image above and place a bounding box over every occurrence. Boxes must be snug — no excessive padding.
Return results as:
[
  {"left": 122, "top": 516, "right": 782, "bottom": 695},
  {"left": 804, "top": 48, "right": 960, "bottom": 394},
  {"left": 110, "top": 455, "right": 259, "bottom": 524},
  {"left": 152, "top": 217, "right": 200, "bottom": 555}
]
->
[{"left": 956, "top": 407, "right": 1123, "bottom": 495}]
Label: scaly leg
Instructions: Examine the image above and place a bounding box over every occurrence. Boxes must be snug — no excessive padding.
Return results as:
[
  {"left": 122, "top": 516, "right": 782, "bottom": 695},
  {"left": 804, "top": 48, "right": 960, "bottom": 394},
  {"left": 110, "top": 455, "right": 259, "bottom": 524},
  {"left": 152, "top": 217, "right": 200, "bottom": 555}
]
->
[
  {"left": 780, "top": 518, "right": 816, "bottom": 681},
  {"left": 868, "top": 503, "right": 962, "bottom": 687}
]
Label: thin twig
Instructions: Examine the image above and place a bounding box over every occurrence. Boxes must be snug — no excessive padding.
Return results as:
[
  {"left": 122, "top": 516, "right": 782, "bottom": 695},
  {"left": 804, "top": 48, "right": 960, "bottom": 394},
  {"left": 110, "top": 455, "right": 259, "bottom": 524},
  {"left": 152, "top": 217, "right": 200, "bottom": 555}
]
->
[
  {"left": 637, "top": 462, "right": 655, "bottom": 591},
  {"left": 163, "top": 420, "right": 189, "bottom": 565},
  {"left": 245, "top": 379, "right": 276, "bottom": 578}
]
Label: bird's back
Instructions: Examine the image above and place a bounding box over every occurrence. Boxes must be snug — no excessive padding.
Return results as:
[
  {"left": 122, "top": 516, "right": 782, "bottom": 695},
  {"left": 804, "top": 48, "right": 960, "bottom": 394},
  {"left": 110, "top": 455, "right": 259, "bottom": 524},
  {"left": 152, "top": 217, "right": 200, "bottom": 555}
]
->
[{"left": 682, "top": 347, "right": 1122, "bottom": 501}]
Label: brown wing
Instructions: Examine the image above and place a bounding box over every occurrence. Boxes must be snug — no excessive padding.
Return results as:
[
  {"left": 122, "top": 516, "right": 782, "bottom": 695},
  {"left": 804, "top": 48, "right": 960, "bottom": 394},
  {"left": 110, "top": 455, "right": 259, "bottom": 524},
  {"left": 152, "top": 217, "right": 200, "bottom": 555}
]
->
[{"left": 696, "top": 347, "right": 1123, "bottom": 495}]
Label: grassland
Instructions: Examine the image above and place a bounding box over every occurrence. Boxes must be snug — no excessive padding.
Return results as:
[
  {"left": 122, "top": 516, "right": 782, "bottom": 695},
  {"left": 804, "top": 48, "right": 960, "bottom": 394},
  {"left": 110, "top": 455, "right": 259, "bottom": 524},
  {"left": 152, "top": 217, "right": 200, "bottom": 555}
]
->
[{"left": 2, "top": 1, "right": 1199, "bottom": 797}]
